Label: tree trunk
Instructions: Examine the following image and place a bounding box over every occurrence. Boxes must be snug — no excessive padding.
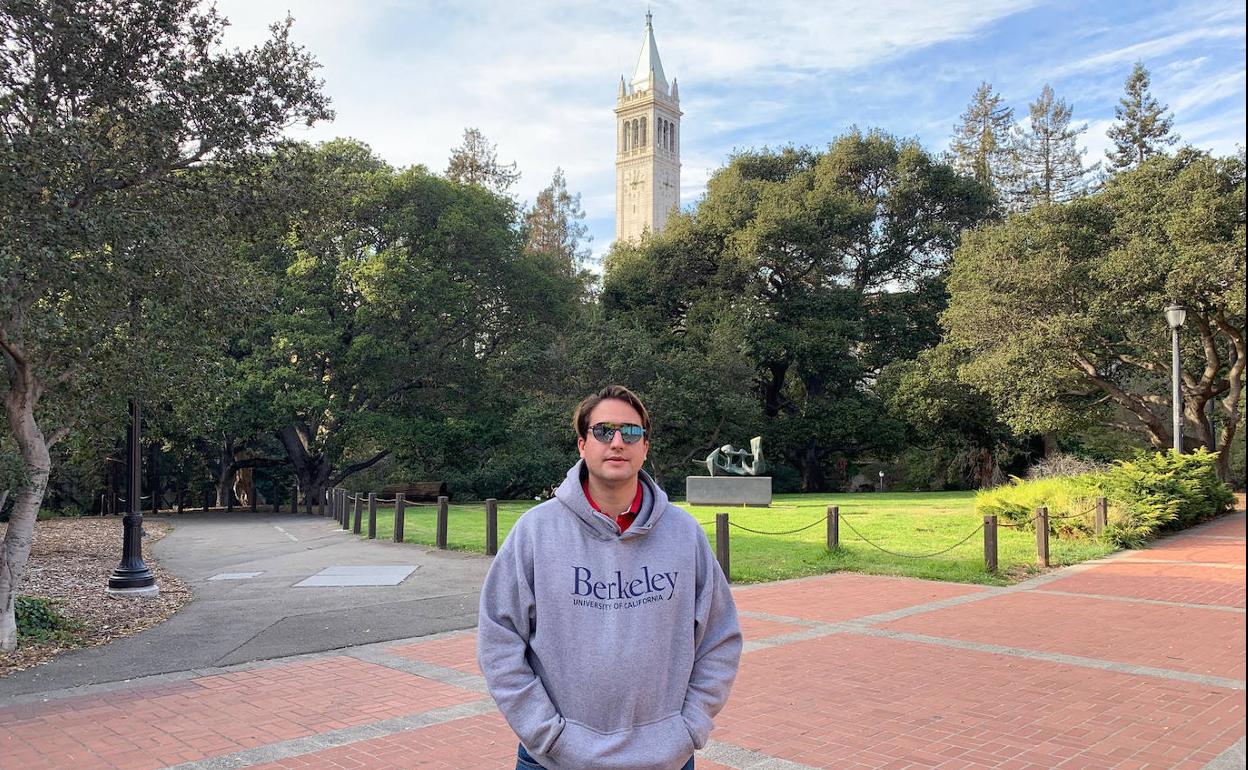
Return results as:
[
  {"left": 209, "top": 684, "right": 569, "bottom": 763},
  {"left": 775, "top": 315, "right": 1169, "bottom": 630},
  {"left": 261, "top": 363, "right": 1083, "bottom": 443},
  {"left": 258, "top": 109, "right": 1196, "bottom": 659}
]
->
[
  {"left": 798, "top": 443, "right": 826, "bottom": 492},
  {"left": 276, "top": 424, "right": 331, "bottom": 515},
  {"left": 1, "top": 369, "right": 52, "bottom": 652}
]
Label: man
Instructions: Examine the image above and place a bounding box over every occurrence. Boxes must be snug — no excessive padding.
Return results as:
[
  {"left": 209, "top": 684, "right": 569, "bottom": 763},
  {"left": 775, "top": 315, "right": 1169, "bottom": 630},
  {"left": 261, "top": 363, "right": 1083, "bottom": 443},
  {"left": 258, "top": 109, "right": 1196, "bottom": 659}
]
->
[{"left": 478, "top": 385, "right": 742, "bottom": 770}]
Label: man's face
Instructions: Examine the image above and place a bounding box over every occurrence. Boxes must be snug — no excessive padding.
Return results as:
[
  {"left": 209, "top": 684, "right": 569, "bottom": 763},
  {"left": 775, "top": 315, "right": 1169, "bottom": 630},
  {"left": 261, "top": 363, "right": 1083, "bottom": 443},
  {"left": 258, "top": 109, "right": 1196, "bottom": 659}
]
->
[{"left": 577, "top": 398, "right": 649, "bottom": 486}]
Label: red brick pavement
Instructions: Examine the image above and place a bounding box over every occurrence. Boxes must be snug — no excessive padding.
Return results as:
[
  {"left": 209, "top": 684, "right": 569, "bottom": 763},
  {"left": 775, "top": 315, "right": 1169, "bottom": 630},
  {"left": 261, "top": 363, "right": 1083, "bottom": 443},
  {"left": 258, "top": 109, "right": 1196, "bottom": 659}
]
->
[
  {"left": 713, "top": 633, "right": 1243, "bottom": 770},
  {"left": 0, "top": 658, "right": 480, "bottom": 770},
  {"left": 732, "top": 572, "right": 986, "bottom": 623},
  {"left": 388, "top": 631, "right": 481, "bottom": 676},
  {"left": 882, "top": 590, "right": 1246, "bottom": 678},
  {"left": 2, "top": 510, "right": 1244, "bottom": 770},
  {"left": 244, "top": 713, "right": 737, "bottom": 770},
  {"left": 1040, "top": 560, "right": 1246, "bottom": 608}
]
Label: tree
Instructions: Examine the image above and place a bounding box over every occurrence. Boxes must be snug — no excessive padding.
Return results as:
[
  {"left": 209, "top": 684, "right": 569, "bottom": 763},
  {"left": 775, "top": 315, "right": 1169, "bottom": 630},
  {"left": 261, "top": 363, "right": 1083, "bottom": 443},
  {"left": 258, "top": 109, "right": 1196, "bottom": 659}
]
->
[
  {"left": 949, "top": 81, "right": 1015, "bottom": 202},
  {"left": 445, "top": 127, "right": 520, "bottom": 194},
  {"left": 0, "top": 0, "right": 330, "bottom": 651},
  {"left": 1010, "top": 84, "right": 1095, "bottom": 207},
  {"left": 944, "top": 150, "right": 1245, "bottom": 480},
  {"left": 524, "top": 168, "right": 592, "bottom": 273},
  {"left": 1105, "top": 62, "right": 1178, "bottom": 173},
  {"left": 604, "top": 131, "right": 992, "bottom": 490}
]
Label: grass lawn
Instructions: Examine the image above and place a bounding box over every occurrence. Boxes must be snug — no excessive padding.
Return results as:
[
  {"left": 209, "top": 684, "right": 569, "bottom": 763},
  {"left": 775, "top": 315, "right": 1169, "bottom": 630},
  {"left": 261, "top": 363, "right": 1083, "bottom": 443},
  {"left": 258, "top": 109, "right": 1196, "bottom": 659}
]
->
[{"left": 356, "top": 491, "right": 1118, "bottom": 586}]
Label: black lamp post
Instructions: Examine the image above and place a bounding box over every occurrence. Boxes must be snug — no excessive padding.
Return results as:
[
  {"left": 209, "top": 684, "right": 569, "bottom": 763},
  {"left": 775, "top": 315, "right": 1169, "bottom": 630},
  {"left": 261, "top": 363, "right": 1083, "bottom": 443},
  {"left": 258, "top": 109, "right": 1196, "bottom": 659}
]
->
[
  {"left": 1165, "top": 304, "right": 1187, "bottom": 453},
  {"left": 107, "top": 400, "right": 158, "bottom": 596}
]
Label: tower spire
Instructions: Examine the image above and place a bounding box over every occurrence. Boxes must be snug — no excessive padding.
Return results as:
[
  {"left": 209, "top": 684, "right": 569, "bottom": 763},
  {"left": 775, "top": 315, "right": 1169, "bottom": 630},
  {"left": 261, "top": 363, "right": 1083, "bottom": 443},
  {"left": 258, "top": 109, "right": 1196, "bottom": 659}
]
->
[{"left": 630, "top": 11, "right": 667, "bottom": 95}]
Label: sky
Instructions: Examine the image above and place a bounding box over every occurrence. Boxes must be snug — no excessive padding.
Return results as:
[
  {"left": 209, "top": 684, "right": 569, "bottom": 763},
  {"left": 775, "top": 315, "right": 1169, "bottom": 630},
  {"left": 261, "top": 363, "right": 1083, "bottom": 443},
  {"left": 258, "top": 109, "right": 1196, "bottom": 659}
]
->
[{"left": 213, "top": 0, "right": 1246, "bottom": 262}]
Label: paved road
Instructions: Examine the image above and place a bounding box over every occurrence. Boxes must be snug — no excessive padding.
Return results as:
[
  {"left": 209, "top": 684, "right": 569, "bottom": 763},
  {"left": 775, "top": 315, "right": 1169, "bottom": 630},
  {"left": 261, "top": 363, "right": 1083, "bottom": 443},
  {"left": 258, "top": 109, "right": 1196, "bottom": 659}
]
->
[
  {"left": 0, "top": 507, "right": 1243, "bottom": 769},
  {"left": 0, "top": 512, "right": 489, "bottom": 697}
]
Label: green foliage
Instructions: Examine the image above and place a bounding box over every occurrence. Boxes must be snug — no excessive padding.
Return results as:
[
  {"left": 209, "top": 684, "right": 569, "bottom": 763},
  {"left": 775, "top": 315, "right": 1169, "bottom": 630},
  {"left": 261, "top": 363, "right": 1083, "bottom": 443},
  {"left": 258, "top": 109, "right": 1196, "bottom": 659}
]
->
[
  {"left": 976, "top": 448, "right": 1233, "bottom": 547},
  {"left": 603, "top": 130, "right": 992, "bottom": 490},
  {"left": 976, "top": 474, "right": 1103, "bottom": 537},
  {"left": 1100, "top": 448, "right": 1233, "bottom": 537},
  {"left": 946, "top": 150, "right": 1245, "bottom": 473},
  {"left": 15, "top": 596, "right": 82, "bottom": 644},
  {"left": 1105, "top": 63, "right": 1178, "bottom": 173}
]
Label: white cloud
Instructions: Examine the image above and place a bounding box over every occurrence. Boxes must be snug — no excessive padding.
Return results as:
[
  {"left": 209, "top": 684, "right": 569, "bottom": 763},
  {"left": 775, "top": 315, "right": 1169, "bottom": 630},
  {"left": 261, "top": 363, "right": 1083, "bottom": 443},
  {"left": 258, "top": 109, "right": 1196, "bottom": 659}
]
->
[{"left": 206, "top": 1, "right": 1243, "bottom": 260}]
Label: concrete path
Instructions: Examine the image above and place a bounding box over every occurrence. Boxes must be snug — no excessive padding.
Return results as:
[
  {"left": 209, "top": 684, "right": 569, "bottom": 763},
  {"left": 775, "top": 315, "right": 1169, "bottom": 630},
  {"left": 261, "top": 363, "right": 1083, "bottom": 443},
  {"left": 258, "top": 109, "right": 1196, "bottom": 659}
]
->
[
  {"left": 0, "top": 513, "right": 489, "bottom": 697},
  {"left": 1, "top": 509, "right": 1244, "bottom": 769}
]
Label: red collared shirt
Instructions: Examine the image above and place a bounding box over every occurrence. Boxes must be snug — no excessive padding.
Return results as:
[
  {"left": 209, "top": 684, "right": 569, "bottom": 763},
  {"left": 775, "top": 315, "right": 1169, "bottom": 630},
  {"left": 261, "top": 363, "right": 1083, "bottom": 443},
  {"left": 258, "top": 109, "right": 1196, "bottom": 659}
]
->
[{"left": 581, "top": 479, "right": 644, "bottom": 533}]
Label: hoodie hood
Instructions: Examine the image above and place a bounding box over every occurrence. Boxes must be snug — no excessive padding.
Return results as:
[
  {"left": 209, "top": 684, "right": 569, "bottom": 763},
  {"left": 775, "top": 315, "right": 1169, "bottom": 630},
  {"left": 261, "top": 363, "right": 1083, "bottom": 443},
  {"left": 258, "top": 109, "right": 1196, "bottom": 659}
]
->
[{"left": 554, "top": 460, "right": 670, "bottom": 540}]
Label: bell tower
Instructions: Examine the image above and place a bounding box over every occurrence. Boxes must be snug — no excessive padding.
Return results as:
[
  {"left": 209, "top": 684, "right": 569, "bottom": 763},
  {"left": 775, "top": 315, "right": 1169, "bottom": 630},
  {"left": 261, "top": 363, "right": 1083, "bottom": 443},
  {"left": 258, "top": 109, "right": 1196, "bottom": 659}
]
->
[{"left": 615, "top": 11, "right": 681, "bottom": 243}]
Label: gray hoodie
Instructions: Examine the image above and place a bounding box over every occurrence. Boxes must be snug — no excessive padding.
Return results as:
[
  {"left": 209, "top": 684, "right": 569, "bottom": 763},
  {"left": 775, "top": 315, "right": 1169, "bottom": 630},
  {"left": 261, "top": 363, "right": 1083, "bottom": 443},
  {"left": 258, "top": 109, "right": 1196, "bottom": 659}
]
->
[{"left": 478, "top": 461, "right": 742, "bottom": 770}]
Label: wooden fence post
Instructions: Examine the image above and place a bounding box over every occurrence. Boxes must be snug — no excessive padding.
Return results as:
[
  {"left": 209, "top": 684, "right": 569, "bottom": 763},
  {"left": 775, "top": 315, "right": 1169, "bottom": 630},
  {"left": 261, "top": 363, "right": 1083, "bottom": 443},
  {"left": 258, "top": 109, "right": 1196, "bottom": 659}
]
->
[
  {"left": 339, "top": 490, "right": 348, "bottom": 528},
  {"left": 1035, "top": 506, "right": 1050, "bottom": 567},
  {"left": 436, "top": 496, "right": 449, "bottom": 549},
  {"left": 203, "top": 488, "right": 213, "bottom": 512},
  {"left": 367, "top": 493, "right": 378, "bottom": 539},
  {"left": 715, "top": 513, "right": 730, "bottom": 582},
  {"left": 1094, "top": 496, "right": 1107, "bottom": 537},
  {"left": 250, "top": 485, "right": 258, "bottom": 513},
  {"left": 352, "top": 493, "right": 363, "bottom": 534},
  {"left": 290, "top": 483, "right": 298, "bottom": 515},
  {"left": 485, "top": 499, "right": 499, "bottom": 556},
  {"left": 827, "top": 505, "right": 839, "bottom": 550},
  {"left": 342, "top": 492, "right": 352, "bottom": 531},
  {"left": 984, "top": 515, "right": 998, "bottom": 573},
  {"left": 226, "top": 490, "right": 234, "bottom": 513},
  {"left": 394, "top": 495, "right": 406, "bottom": 543}
]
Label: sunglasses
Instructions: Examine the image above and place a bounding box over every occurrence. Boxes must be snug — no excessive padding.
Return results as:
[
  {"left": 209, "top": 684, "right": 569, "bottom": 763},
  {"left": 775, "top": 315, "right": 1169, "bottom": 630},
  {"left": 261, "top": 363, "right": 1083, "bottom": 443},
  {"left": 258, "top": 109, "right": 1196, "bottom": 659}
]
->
[{"left": 588, "top": 422, "right": 647, "bottom": 445}]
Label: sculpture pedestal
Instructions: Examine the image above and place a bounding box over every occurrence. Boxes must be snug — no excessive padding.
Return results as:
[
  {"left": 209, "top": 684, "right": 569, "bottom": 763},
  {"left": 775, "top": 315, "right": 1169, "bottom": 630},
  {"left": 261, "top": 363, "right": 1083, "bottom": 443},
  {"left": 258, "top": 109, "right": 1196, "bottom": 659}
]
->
[{"left": 686, "top": 476, "right": 772, "bottom": 507}]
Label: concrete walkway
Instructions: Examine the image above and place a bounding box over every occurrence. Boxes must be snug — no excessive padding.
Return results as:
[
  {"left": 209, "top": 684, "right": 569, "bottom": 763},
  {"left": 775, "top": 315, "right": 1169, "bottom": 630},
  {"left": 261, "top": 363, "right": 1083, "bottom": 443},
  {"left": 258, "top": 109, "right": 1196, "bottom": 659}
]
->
[{"left": 1, "top": 509, "right": 1244, "bottom": 769}]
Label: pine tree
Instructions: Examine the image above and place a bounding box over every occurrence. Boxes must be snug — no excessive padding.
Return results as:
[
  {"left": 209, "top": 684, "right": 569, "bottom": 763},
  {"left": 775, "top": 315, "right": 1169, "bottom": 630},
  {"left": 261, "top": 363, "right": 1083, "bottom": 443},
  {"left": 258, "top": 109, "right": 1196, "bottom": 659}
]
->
[
  {"left": 949, "top": 81, "right": 1015, "bottom": 200},
  {"left": 446, "top": 127, "right": 520, "bottom": 193},
  {"left": 1105, "top": 62, "right": 1178, "bottom": 173},
  {"left": 524, "top": 168, "right": 592, "bottom": 272},
  {"left": 1009, "top": 84, "right": 1095, "bottom": 208}
]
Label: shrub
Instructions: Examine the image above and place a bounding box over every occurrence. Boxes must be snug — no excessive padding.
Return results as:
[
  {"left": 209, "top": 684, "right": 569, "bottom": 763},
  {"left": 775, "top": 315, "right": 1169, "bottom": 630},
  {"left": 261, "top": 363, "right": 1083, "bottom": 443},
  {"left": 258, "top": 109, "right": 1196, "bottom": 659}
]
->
[
  {"left": 976, "top": 448, "right": 1234, "bottom": 548},
  {"left": 16, "top": 596, "right": 83, "bottom": 644},
  {"left": 1100, "top": 448, "right": 1233, "bottom": 544},
  {"left": 976, "top": 474, "right": 1101, "bottom": 537}
]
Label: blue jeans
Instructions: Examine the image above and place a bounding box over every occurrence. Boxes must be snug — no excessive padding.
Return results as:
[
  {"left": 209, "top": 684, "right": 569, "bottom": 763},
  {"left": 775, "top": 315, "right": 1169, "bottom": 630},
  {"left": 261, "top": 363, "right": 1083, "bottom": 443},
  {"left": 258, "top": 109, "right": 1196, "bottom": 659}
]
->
[{"left": 517, "top": 743, "right": 694, "bottom": 770}]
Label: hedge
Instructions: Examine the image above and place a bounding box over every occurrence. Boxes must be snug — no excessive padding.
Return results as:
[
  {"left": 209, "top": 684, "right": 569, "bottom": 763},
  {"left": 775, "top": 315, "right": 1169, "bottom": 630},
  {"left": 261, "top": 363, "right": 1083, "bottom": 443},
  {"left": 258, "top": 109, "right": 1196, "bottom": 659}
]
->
[{"left": 976, "top": 448, "right": 1234, "bottom": 548}]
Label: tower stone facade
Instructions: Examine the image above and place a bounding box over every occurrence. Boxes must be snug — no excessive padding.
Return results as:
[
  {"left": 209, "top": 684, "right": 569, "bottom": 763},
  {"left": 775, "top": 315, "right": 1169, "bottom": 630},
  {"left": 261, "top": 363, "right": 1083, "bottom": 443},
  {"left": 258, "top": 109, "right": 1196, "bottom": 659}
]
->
[{"left": 615, "top": 12, "right": 681, "bottom": 243}]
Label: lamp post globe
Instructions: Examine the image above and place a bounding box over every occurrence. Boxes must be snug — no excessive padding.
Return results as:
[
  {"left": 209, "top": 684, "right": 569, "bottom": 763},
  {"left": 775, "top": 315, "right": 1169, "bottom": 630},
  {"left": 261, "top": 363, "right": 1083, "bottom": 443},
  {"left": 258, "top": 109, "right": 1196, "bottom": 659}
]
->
[{"left": 1165, "top": 304, "right": 1186, "bottom": 453}]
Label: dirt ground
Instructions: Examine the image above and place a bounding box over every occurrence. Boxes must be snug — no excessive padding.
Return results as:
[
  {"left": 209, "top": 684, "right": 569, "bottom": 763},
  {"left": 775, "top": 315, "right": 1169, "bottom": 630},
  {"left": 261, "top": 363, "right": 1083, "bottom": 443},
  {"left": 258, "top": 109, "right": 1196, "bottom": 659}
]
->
[{"left": 0, "top": 517, "right": 191, "bottom": 678}]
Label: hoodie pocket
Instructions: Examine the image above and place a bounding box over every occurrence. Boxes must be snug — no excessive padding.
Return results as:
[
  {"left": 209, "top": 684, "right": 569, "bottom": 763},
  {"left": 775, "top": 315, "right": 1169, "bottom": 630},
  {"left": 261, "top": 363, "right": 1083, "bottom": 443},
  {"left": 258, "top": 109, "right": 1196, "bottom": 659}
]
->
[{"left": 547, "top": 713, "right": 694, "bottom": 770}]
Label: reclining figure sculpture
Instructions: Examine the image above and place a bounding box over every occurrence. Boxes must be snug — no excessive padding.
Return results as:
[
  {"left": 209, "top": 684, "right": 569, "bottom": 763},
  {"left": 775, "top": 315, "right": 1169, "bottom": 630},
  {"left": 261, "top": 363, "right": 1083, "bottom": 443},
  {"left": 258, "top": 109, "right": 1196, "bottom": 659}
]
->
[{"left": 699, "top": 436, "right": 766, "bottom": 477}]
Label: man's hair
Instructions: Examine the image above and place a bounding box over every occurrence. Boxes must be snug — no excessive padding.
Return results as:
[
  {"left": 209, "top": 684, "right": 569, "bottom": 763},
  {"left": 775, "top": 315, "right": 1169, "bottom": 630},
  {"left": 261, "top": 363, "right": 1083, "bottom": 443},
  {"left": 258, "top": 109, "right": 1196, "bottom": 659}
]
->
[{"left": 572, "top": 385, "right": 651, "bottom": 439}]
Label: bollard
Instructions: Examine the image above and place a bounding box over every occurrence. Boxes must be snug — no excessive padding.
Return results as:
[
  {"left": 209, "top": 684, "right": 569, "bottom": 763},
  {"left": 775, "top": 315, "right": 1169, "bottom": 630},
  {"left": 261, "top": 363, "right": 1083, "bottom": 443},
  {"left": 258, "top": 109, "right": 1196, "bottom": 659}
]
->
[
  {"left": 715, "top": 513, "right": 730, "bottom": 582},
  {"left": 1035, "top": 506, "right": 1050, "bottom": 567},
  {"left": 436, "top": 496, "right": 449, "bottom": 549},
  {"left": 827, "top": 505, "right": 839, "bottom": 550},
  {"left": 367, "top": 493, "right": 377, "bottom": 539},
  {"left": 1095, "top": 496, "right": 1107, "bottom": 537},
  {"left": 394, "top": 495, "right": 406, "bottom": 543},
  {"left": 203, "top": 488, "right": 213, "bottom": 511},
  {"left": 250, "top": 486, "right": 258, "bottom": 513},
  {"left": 352, "top": 494, "right": 363, "bottom": 534},
  {"left": 290, "top": 483, "right": 298, "bottom": 515},
  {"left": 227, "top": 492, "right": 234, "bottom": 513},
  {"left": 485, "top": 498, "right": 499, "bottom": 556},
  {"left": 983, "top": 515, "right": 998, "bottom": 573}
]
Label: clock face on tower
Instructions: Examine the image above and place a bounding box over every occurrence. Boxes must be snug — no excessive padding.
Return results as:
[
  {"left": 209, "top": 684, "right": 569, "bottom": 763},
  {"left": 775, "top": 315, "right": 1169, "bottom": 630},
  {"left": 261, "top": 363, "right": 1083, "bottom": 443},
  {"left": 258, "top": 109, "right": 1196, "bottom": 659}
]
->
[{"left": 629, "top": 170, "right": 642, "bottom": 189}]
